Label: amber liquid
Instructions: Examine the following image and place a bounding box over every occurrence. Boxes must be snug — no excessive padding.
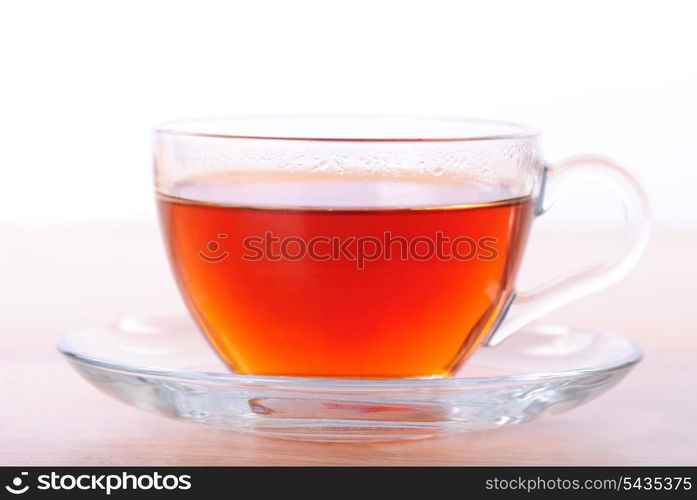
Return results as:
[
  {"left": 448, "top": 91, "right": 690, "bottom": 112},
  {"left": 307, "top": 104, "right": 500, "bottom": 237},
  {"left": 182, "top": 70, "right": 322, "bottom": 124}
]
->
[{"left": 158, "top": 177, "right": 533, "bottom": 377}]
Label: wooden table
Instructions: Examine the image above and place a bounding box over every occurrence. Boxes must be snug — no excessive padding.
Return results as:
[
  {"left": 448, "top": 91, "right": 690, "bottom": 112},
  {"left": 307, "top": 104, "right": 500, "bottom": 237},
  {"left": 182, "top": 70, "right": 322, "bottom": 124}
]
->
[{"left": 1, "top": 224, "right": 695, "bottom": 465}]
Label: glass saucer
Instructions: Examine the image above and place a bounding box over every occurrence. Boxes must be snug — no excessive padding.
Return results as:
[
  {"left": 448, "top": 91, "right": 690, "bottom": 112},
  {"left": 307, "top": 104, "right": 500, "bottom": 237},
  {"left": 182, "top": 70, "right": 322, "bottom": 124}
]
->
[{"left": 58, "top": 316, "right": 642, "bottom": 442}]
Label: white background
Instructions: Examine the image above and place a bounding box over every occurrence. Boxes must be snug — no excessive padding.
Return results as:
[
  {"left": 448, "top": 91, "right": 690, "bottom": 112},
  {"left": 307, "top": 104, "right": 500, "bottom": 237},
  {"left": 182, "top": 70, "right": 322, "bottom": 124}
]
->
[{"left": 1, "top": 0, "right": 695, "bottom": 228}]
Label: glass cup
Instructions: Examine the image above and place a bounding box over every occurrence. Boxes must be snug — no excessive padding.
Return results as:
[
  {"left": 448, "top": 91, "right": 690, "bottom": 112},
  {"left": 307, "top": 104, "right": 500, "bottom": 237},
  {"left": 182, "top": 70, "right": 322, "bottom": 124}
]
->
[{"left": 153, "top": 116, "right": 649, "bottom": 378}]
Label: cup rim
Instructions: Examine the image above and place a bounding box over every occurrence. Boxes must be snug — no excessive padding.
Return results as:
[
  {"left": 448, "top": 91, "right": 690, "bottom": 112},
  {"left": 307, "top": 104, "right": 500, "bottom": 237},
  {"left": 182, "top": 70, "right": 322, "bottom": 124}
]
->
[{"left": 152, "top": 114, "right": 540, "bottom": 143}]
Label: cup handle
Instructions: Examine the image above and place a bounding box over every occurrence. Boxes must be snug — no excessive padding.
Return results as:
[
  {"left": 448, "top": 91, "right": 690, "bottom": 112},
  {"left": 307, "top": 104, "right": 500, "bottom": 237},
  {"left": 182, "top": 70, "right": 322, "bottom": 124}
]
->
[{"left": 483, "top": 155, "right": 650, "bottom": 346}]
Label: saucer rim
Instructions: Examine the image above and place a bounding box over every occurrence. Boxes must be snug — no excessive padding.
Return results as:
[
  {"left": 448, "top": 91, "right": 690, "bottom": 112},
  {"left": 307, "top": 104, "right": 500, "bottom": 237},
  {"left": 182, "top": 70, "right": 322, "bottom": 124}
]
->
[{"left": 57, "top": 320, "right": 644, "bottom": 390}]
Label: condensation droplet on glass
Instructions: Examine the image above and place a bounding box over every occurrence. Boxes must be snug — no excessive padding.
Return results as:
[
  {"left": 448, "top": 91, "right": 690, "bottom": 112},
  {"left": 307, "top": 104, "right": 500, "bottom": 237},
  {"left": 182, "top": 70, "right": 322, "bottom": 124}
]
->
[{"left": 310, "top": 159, "right": 329, "bottom": 172}]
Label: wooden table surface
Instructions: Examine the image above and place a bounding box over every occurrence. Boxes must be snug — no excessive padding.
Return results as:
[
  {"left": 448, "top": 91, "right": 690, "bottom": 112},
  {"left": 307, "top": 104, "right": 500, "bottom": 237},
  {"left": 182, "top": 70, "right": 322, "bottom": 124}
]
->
[{"left": 1, "top": 223, "right": 696, "bottom": 465}]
